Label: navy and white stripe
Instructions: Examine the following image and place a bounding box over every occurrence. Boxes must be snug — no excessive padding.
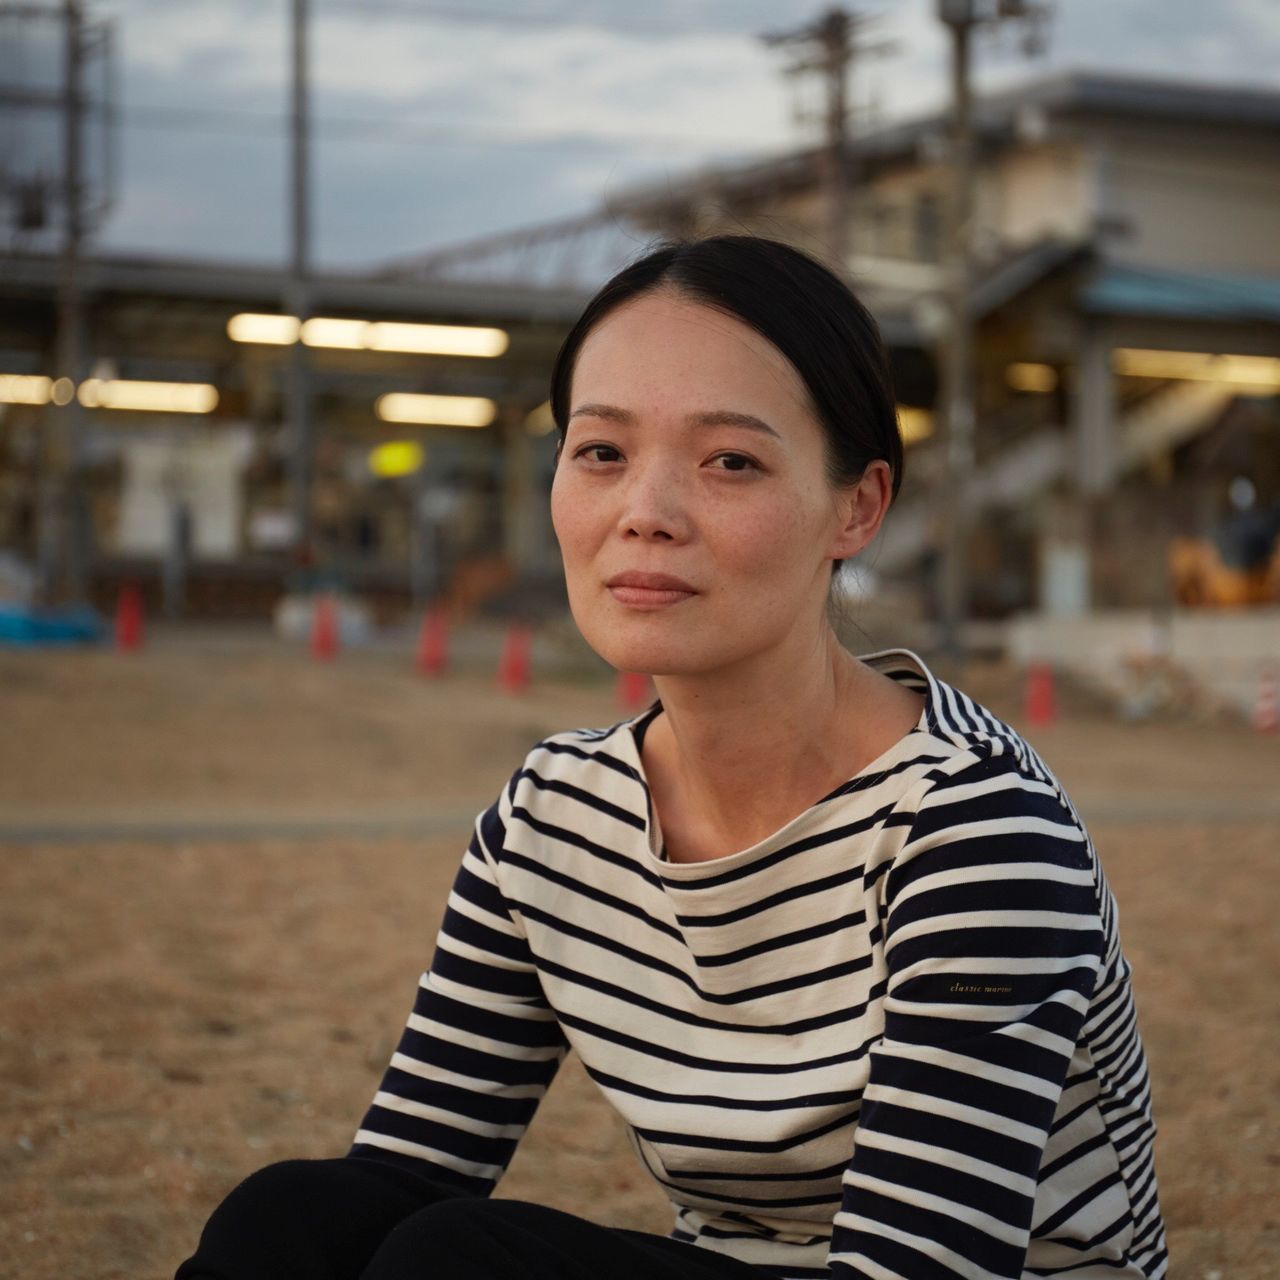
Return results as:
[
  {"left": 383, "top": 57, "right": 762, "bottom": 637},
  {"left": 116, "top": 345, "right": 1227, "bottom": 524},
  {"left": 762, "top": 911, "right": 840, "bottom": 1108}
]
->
[{"left": 350, "top": 647, "right": 1167, "bottom": 1279}]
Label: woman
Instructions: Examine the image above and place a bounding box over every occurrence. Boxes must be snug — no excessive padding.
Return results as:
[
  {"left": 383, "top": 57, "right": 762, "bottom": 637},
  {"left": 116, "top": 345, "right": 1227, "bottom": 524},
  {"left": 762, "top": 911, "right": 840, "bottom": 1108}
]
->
[{"left": 176, "top": 235, "right": 1166, "bottom": 1280}]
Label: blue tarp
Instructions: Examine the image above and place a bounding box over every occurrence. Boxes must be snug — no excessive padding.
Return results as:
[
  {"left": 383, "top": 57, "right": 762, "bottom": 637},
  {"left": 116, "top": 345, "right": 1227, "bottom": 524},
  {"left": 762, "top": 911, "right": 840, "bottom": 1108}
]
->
[{"left": 0, "top": 604, "right": 108, "bottom": 647}]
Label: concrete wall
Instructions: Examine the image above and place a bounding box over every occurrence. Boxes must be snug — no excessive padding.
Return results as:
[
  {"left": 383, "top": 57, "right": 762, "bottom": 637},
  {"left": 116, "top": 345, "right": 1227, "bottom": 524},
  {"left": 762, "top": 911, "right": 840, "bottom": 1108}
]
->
[
  {"left": 827, "top": 113, "right": 1280, "bottom": 277},
  {"left": 1008, "top": 607, "right": 1280, "bottom": 719},
  {"left": 1091, "top": 120, "right": 1280, "bottom": 274},
  {"left": 990, "top": 142, "right": 1093, "bottom": 248}
]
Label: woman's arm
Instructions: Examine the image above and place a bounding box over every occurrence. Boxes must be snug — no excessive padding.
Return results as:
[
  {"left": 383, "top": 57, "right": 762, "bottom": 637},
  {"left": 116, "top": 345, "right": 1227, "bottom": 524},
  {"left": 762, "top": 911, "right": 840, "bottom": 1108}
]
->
[
  {"left": 348, "top": 772, "right": 570, "bottom": 1193},
  {"left": 829, "top": 754, "right": 1105, "bottom": 1279},
  {"left": 175, "top": 773, "right": 569, "bottom": 1278}
]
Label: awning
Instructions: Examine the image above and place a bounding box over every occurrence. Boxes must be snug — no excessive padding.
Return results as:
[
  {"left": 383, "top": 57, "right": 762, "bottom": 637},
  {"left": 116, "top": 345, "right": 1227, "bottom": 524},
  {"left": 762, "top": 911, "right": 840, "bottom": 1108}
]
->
[{"left": 1080, "top": 264, "right": 1280, "bottom": 323}]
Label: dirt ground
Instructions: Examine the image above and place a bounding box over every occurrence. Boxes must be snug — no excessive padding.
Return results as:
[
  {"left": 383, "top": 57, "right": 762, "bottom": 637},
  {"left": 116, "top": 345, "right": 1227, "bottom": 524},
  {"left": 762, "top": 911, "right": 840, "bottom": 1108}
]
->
[{"left": 1, "top": 628, "right": 1277, "bottom": 1280}]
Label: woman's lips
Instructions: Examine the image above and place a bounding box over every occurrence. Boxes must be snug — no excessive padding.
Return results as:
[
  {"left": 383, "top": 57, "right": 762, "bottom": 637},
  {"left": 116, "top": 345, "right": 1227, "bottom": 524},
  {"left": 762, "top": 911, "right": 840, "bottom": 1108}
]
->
[
  {"left": 607, "top": 584, "right": 696, "bottom": 607},
  {"left": 605, "top": 572, "right": 697, "bottom": 607}
]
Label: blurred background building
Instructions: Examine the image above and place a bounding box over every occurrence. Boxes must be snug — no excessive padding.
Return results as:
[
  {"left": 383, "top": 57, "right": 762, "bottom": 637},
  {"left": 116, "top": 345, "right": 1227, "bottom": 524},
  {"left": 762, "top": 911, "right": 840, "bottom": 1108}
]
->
[
  {"left": 2, "top": 3, "right": 1278, "bottom": 692},
  {"left": 409, "top": 69, "right": 1280, "bottom": 628}
]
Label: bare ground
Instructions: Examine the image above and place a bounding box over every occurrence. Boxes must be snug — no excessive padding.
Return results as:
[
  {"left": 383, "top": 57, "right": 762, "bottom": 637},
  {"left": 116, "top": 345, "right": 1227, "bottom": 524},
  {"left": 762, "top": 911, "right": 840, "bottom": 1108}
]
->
[{"left": 0, "top": 630, "right": 1277, "bottom": 1279}]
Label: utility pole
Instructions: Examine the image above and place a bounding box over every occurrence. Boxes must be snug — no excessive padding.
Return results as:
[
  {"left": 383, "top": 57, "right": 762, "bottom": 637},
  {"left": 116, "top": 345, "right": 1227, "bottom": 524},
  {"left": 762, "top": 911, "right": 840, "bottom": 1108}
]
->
[
  {"left": 11, "top": 0, "right": 115, "bottom": 606},
  {"left": 287, "top": 0, "right": 314, "bottom": 568},
  {"left": 934, "top": 0, "right": 976, "bottom": 664},
  {"left": 37, "top": 0, "right": 88, "bottom": 605},
  {"left": 762, "top": 7, "right": 894, "bottom": 274},
  {"left": 933, "top": 0, "right": 1050, "bottom": 661}
]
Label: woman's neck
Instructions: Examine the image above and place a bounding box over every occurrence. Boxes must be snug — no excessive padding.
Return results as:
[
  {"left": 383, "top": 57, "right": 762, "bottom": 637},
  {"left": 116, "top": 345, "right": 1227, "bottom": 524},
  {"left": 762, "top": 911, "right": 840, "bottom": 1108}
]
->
[{"left": 642, "top": 629, "right": 917, "bottom": 862}]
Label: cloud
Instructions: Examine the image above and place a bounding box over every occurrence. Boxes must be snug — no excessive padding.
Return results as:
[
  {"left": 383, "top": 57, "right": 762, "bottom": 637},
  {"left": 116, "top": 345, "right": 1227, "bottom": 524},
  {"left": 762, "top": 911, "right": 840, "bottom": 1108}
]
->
[
  {"left": 112, "top": 0, "right": 283, "bottom": 92},
  {"left": 84, "top": 0, "right": 1280, "bottom": 268}
]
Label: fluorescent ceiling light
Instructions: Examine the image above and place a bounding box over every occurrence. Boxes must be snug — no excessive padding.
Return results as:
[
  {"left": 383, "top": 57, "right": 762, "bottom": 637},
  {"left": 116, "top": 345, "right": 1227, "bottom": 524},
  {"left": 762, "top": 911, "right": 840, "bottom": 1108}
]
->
[
  {"left": 301, "top": 317, "right": 368, "bottom": 349},
  {"left": 376, "top": 392, "right": 496, "bottom": 428},
  {"left": 227, "top": 313, "right": 300, "bottom": 345},
  {"left": 0, "top": 374, "right": 54, "bottom": 405},
  {"left": 1112, "top": 348, "right": 1280, "bottom": 388},
  {"left": 78, "top": 379, "right": 219, "bottom": 414},
  {"left": 367, "top": 322, "right": 507, "bottom": 357},
  {"left": 1, "top": 374, "right": 218, "bottom": 413},
  {"left": 228, "top": 312, "right": 507, "bottom": 357}
]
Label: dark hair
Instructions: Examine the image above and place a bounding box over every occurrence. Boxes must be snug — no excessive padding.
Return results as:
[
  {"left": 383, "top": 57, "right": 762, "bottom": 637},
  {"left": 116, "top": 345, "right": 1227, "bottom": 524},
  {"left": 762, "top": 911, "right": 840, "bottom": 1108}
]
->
[{"left": 548, "top": 234, "right": 904, "bottom": 573}]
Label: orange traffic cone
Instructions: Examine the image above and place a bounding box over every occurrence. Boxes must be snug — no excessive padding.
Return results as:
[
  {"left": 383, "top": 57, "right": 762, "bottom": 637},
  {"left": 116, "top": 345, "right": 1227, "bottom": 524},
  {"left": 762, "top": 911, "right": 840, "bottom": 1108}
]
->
[
  {"left": 1253, "top": 661, "right": 1278, "bottom": 734},
  {"left": 617, "top": 670, "right": 651, "bottom": 711},
  {"left": 415, "top": 605, "right": 448, "bottom": 676},
  {"left": 115, "top": 580, "right": 144, "bottom": 651},
  {"left": 497, "top": 622, "right": 531, "bottom": 693},
  {"left": 1024, "top": 661, "right": 1057, "bottom": 729},
  {"left": 311, "top": 593, "right": 339, "bottom": 661}
]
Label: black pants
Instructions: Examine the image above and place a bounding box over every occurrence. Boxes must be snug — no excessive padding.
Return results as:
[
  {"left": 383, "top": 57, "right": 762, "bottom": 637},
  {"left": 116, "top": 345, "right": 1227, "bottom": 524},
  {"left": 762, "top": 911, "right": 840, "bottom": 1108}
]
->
[{"left": 174, "top": 1156, "right": 773, "bottom": 1279}]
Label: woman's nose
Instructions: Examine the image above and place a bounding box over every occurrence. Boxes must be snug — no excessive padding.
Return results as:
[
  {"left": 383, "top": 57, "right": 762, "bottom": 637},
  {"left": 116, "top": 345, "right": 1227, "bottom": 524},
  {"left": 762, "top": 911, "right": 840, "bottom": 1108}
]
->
[{"left": 617, "top": 464, "right": 690, "bottom": 542}]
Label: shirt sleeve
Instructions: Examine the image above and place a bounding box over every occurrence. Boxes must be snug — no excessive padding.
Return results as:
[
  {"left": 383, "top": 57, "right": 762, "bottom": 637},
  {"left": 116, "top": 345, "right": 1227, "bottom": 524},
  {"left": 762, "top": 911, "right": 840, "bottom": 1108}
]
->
[
  {"left": 828, "top": 753, "right": 1105, "bottom": 1280},
  {"left": 347, "top": 771, "right": 570, "bottom": 1195}
]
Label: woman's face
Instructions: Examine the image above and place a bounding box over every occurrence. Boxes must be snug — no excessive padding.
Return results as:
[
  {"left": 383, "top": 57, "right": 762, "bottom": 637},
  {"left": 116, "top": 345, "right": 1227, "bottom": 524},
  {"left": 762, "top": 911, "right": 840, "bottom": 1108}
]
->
[{"left": 550, "top": 289, "right": 879, "bottom": 678}]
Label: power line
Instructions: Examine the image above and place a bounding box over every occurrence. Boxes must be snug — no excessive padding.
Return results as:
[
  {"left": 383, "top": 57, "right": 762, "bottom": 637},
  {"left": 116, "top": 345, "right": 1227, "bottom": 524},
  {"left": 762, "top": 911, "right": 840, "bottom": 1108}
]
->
[
  {"left": 313, "top": 0, "right": 782, "bottom": 38},
  {"left": 43, "top": 97, "right": 770, "bottom": 150},
  {"left": 8, "top": 3, "right": 793, "bottom": 161},
  {"left": 104, "top": 0, "right": 777, "bottom": 39}
]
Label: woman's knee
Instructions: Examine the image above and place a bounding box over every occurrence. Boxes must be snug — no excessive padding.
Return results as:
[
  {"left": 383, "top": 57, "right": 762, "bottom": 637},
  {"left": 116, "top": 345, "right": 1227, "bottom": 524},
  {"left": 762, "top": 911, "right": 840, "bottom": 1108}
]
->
[
  {"left": 176, "top": 1157, "right": 467, "bottom": 1279},
  {"left": 363, "top": 1200, "right": 511, "bottom": 1275},
  {"left": 363, "top": 1198, "right": 606, "bottom": 1279},
  {"left": 181, "top": 1159, "right": 355, "bottom": 1261},
  {"left": 213, "top": 1159, "right": 331, "bottom": 1227},
  {"left": 218, "top": 1156, "right": 461, "bottom": 1219}
]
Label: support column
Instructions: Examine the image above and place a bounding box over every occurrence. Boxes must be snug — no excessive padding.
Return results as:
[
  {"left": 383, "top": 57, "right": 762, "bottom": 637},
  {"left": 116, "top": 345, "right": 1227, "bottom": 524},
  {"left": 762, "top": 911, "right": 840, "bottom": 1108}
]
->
[
  {"left": 1073, "top": 326, "right": 1116, "bottom": 497},
  {"left": 499, "top": 403, "right": 534, "bottom": 574},
  {"left": 1066, "top": 324, "right": 1118, "bottom": 613},
  {"left": 286, "top": 0, "right": 313, "bottom": 566}
]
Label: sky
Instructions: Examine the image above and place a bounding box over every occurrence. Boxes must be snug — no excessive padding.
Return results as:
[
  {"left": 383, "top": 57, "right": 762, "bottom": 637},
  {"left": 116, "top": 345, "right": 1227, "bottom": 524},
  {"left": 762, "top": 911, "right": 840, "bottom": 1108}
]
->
[{"left": 7, "top": 0, "right": 1280, "bottom": 272}]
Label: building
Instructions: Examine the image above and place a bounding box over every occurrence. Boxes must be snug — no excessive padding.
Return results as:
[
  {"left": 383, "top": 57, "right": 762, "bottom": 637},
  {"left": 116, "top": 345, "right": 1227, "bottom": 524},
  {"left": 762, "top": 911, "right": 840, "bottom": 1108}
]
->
[
  {"left": 0, "top": 255, "right": 580, "bottom": 618},
  {"left": 390, "top": 70, "right": 1280, "bottom": 621},
  {"left": 3, "top": 70, "right": 1278, "bottom": 627}
]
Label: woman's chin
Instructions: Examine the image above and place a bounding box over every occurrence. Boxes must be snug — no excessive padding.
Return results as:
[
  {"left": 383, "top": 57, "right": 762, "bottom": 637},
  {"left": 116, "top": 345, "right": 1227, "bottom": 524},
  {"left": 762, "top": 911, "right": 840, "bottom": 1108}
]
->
[{"left": 581, "top": 630, "right": 725, "bottom": 679}]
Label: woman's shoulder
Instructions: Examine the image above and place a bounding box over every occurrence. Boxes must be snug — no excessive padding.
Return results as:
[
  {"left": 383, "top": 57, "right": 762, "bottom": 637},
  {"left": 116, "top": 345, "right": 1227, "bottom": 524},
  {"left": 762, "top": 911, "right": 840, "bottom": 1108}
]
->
[
  {"left": 519, "top": 714, "right": 648, "bottom": 776},
  {"left": 492, "top": 714, "right": 652, "bottom": 820},
  {"left": 872, "top": 646, "right": 1087, "bottom": 830},
  {"left": 470, "top": 716, "right": 651, "bottom": 865}
]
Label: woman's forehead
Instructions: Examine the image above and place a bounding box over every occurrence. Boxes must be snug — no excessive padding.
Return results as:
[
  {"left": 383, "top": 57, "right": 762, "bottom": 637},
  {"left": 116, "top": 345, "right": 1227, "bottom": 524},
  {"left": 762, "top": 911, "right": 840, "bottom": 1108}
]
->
[{"left": 572, "top": 293, "right": 811, "bottom": 417}]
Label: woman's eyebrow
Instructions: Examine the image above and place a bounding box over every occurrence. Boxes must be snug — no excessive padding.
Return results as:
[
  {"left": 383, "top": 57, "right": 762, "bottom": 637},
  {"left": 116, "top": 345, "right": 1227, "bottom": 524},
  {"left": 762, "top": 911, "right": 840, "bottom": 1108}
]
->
[
  {"left": 568, "top": 402, "right": 631, "bottom": 425},
  {"left": 689, "top": 409, "right": 782, "bottom": 439},
  {"left": 568, "top": 403, "right": 781, "bottom": 440}
]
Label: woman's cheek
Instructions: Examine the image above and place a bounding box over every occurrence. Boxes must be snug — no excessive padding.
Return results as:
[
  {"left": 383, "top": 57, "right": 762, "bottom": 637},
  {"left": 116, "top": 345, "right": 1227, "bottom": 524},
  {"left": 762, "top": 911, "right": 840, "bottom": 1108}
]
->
[
  {"left": 549, "top": 468, "right": 567, "bottom": 531},
  {"left": 549, "top": 477, "right": 582, "bottom": 557},
  {"left": 728, "top": 499, "right": 801, "bottom": 568}
]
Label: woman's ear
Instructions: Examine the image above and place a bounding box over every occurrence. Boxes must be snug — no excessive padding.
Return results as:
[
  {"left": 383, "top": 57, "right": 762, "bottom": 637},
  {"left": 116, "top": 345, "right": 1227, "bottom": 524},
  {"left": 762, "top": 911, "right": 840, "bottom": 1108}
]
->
[{"left": 829, "top": 459, "right": 893, "bottom": 562}]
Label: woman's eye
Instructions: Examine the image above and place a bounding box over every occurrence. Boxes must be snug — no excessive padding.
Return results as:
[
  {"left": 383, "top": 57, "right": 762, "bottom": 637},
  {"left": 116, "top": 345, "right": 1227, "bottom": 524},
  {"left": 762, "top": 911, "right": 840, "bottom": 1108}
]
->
[
  {"left": 709, "top": 452, "right": 758, "bottom": 472},
  {"left": 575, "top": 444, "right": 622, "bottom": 464}
]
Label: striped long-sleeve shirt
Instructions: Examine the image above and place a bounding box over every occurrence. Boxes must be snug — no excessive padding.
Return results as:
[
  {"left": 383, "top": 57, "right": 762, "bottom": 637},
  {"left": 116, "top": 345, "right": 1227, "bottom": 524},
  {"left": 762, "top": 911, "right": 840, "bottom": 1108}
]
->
[{"left": 348, "top": 646, "right": 1168, "bottom": 1279}]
